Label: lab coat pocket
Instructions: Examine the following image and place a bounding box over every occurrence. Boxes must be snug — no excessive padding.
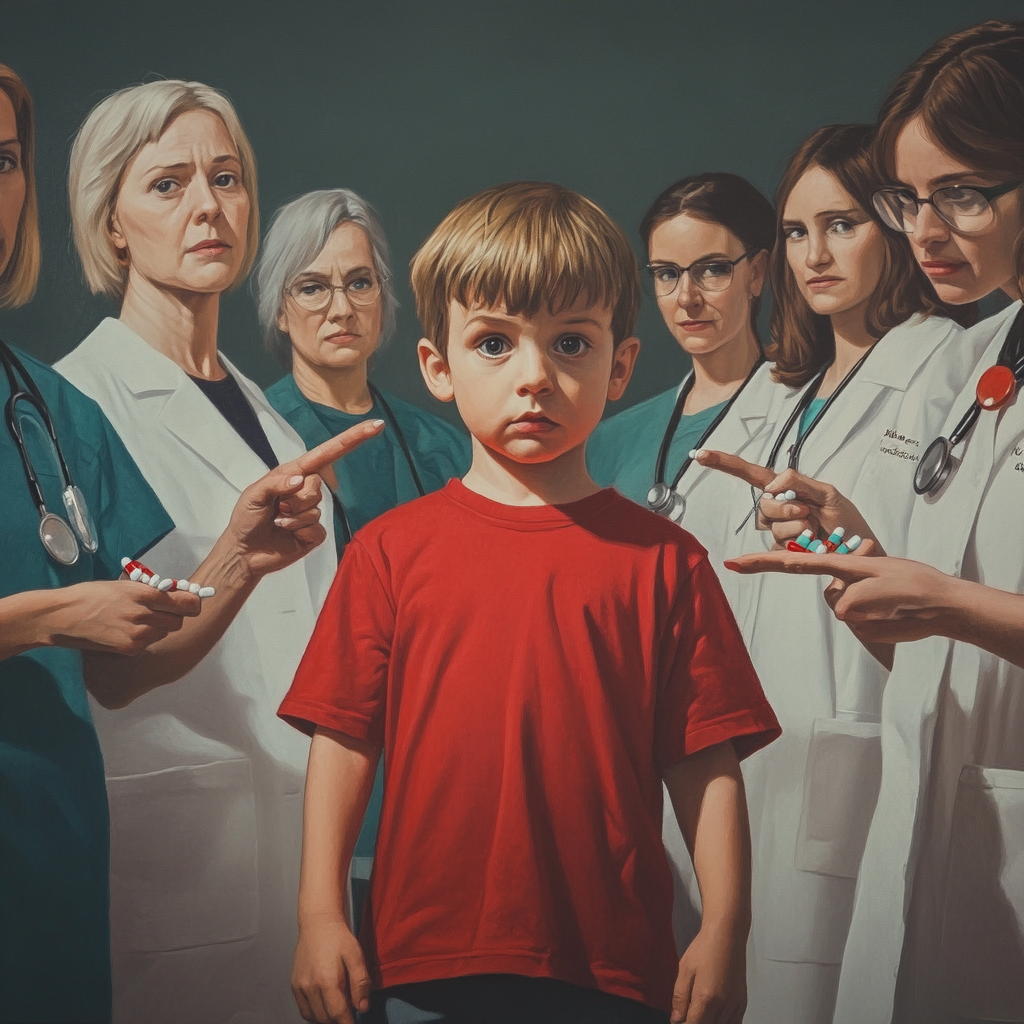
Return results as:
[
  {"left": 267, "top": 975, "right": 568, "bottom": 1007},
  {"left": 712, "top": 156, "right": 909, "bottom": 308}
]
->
[
  {"left": 938, "top": 765, "right": 1024, "bottom": 1023},
  {"left": 794, "top": 718, "right": 882, "bottom": 878},
  {"left": 107, "top": 758, "right": 259, "bottom": 952}
]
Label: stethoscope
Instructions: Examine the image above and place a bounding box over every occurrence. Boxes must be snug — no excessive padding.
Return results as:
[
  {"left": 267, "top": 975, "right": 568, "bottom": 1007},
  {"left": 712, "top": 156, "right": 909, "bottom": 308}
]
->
[
  {"left": 331, "top": 380, "right": 426, "bottom": 547},
  {"left": 646, "top": 355, "right": 765, "bottom": 523},
  {"left": 914, "top": 305, "right": 1024, "bottom": 495},
  {"left": 735, "top": 345, "right": 875, "bottom": 532},
  {"left": 1, "top": 338, "right": 98, "bottom": 565}
]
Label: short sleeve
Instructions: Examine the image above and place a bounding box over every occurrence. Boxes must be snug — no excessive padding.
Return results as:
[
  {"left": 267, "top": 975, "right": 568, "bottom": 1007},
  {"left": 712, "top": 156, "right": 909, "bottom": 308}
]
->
[
  {"left": 655, "top": 552, "right": 780, "bottom": 770},
  {"left": 278, "top": 537, "right": 394, "bottom": 745},
  {"left": 71, "top": 391, "right": 174, "bottom": 582}
]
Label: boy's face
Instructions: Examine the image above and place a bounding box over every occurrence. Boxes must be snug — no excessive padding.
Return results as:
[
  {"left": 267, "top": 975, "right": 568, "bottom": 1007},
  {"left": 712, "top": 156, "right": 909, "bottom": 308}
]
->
[{"left": 419, "top": 299, "right": 639, "bottom": 464}]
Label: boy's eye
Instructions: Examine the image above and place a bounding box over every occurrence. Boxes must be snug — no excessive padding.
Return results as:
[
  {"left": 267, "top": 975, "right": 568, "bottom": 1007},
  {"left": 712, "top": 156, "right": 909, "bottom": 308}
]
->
[
  {"left": 478, "top": 335, "right": 510, "bottom": 357},
  {"left": 554, "top": 334, "right": 589, "bottom": 356}
]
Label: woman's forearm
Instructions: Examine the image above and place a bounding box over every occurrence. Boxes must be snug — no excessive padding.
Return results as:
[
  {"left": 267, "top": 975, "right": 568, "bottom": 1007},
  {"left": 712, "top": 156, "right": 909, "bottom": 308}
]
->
[
  {"left": 942, "top": 576, "right": 1024, "bottom": 669},
  {"left": 0, "top": 589, "right": 76, "bottom": 660}
]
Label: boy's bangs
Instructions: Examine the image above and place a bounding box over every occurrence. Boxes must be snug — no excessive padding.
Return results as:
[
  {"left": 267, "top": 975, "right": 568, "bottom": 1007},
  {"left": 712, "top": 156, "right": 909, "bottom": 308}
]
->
[{"left": 449, "top": 206, "right": 620, "bottom": 322}]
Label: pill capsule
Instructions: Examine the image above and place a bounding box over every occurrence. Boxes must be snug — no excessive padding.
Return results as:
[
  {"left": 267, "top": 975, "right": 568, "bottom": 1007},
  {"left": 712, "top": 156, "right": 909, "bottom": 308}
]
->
[
  {"left": 836, "top": 535, "right": 862, "bottom": 554},
  {"left": 147, "top": 575, "right": 161, "bottom": 588},
  {"left": 129, "top": 568, "right": 143, "bottom": 581},
  {"left": 811, "top": 541, "right": 828, "bottom": 554},
  {"left": 188, "top": 583, "right": 201, "bottom": 594},
  {"left": 176, "top": 579, "right": 190, "bottom": 591},
  {"left": 157, "top": 578, "right": 175, "bottom": 592},
  {"left": 794, "top": 529, "right": 814, "bottom": 551},
  {"left": 198, "top": 586, "right": 216, "bottom": 599},
  {"left": 122, "top": 559, "right": 155, "bottom": 578},
  {"left": 781, "top": 489, "right": 797, "bottom": 501},
  {"left": 787, "top": 540, "right": 807, "bottom": 552},
  {"left": 824, "top": 526, "right": 846, "bottom": 552}
]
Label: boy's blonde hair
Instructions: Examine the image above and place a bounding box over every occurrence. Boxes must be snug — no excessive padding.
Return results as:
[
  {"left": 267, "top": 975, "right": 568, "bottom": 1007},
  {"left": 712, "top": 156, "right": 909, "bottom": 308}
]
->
[{"left": 411, "top": 181, "right": 640, "bottom": 357}]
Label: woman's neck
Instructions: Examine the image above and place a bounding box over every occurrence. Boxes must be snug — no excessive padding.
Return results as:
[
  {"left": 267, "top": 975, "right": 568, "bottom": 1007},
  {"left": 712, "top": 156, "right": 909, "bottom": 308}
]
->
[
  {"left": 819, "top": 301, "right": 878, "bottom": 397},
  {"left": 291, "top": 354, "right": 373, "bottom": 414},
  {"left": 119, "top": 275, "right": 223, "bottom": 379},
  {"left": 685, "top": 326, "right": 761, "bottom": 414}
]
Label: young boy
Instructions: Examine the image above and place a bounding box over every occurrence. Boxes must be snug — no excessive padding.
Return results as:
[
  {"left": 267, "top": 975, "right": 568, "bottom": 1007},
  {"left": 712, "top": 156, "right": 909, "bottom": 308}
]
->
[{"left": 279, "top": 181, "right": 780, "bottom": 1024}]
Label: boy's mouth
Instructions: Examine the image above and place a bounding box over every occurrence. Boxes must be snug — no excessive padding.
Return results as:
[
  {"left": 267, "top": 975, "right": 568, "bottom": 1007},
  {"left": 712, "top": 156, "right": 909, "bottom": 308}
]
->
[{"left": 510, "top": 412, "right": 558, "bottom": 434}]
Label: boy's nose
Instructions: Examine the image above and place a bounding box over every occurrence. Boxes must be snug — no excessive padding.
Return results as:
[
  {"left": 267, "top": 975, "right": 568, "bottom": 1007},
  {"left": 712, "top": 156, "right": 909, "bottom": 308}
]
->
[{"left": 515, "top": 347, "right": 554, "bottom": 395}]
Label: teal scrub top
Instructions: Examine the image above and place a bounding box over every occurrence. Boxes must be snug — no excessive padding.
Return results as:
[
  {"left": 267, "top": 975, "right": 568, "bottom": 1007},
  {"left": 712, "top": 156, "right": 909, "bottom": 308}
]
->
[
  {"left": 266, "top": 373, "right": 471, "bottom": 859},
  {"left": 0, "top": 346, "right": 173, "bottom": 1024},
  {"left": 587, "top": 383, "right": 728, "bottom": 507},
  {"left": 799, "top": 397, "right": 828, "bottom": 440}
]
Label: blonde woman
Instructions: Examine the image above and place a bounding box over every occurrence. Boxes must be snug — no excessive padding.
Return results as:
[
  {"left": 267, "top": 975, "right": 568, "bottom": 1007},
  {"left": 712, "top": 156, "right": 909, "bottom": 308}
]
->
[{"left": 56, "top": 81, "right": 358, "bottom": 1024}]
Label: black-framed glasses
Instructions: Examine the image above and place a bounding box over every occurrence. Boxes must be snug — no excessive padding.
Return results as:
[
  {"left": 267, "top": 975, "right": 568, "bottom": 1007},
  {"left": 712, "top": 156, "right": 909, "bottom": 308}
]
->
[
  {"left": 646, "top": 249, "right": 758, "bottom": 297},
  {"left": 287, "top": 273, "right": 382, "bottom": 312},
  {"left": 871, "top": 180, "right": 1023, "bottom": 236}
]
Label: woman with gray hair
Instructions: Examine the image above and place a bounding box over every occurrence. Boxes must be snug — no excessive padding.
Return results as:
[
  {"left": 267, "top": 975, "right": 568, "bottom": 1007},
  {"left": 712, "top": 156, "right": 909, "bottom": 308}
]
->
[
  {"left": 56, "top": 81, "right": 376, "bottom": 1024},
  {"left": 261, "top": 189, "right": 470, "bottom": 551}
]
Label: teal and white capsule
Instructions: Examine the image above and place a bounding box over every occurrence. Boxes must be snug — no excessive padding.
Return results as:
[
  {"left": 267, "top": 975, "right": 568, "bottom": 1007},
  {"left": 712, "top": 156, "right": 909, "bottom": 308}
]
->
[
  {"left": 824, "top": 527, "right": 846, "bottom": 552},
  {"left": 811, "top": 540, "right": 828, "bottom": 554},
  {"left": 836, "top": 534, "right": 862, "bottom": 554},
  {"left": 795, "top": 528, "right": 814, "bottom": 550}
]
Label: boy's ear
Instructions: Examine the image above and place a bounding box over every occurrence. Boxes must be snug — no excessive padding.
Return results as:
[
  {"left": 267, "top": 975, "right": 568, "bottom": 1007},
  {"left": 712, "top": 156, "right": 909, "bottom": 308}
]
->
[
  {"left": 418, "top": 338, "right": 455, "bottom": 403},
  {"left": 607, "top": 336, "right": 640, "bottom": 402}
]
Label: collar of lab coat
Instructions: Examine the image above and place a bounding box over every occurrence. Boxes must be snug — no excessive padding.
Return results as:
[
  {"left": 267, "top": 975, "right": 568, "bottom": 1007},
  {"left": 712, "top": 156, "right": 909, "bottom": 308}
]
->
[
  {"left": 781, "top": 314, "right": 960, "bottom": 480},
  {"left": 88, "top": 317, "right": 298, "bottom": 496}
]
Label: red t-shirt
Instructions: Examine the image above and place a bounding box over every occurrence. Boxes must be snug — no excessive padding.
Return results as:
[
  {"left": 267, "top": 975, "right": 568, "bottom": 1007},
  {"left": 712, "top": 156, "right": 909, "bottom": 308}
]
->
[{"left": 279, "top": 480, "right": 779, "bottom": 1011}]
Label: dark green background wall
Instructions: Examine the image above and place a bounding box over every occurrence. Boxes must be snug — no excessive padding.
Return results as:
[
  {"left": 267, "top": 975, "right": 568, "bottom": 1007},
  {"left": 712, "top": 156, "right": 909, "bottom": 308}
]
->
[{"left": 2, "top": 0, "right": 1021, "bottom": 423}]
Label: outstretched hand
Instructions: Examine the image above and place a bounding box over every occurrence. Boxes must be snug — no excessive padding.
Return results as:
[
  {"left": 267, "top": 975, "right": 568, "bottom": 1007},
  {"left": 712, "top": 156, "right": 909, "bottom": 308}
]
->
[
  {"left": 692, "top": 449, "right": 883, "bottom": 553},
  {"left": 724, "top": 542, "right": 960, "bottom": 648},
  {"left": 227, "top": 419, "right": 384, "bottom": 580}
]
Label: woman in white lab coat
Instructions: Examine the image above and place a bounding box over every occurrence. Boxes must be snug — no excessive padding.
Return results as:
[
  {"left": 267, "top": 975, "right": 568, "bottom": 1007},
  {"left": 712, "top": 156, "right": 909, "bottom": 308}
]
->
[
  {"left": 56, "top": 80, "right": 342, "bottom": 1024},
  {"left": 695, "top": 123, "right": 971, "bottom": 1024},
  {"left": 726, "top": 20, "right": 1024, "bottom": 1024}
]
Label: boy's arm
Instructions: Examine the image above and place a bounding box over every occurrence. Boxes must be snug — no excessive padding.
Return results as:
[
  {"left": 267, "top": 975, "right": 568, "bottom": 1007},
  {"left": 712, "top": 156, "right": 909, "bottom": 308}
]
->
[
  {"left": 663, "top": 740, "right": 751, "bottom": 1024},
  {"left": 293, "top": 725, "right": 381, "bottom": 1024}
]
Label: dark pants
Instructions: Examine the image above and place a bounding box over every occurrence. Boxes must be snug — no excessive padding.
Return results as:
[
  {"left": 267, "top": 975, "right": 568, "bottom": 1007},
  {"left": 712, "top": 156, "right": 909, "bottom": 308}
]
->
[{"left": 362, "top": 974, "right": 670, "bottom": 1024}]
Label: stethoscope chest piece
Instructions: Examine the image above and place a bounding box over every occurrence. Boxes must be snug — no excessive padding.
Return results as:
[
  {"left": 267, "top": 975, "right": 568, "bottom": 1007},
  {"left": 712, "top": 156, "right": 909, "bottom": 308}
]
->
[
  {"left": 977, "top": 364, "right": 1016, "bottom": 410},
  {"left": 40, "top": 512, "right": 80, "bottom": 565},
  {"left": 647, "top": 482, "right": 686, "bottom": 524},
  {"left": 914, "top": 436, "right": 955, "bottom": 496}
]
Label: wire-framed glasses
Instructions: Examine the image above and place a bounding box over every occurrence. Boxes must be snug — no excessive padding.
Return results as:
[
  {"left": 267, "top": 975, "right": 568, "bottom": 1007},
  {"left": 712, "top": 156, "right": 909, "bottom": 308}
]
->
[
  {"left": 646, "top": 249, "right": 758, "bottom": 297},
  {"left": 287, "top": 273, "right": 381, "bottom": 312},
  {"left": 871, "top": 180, "right": 1023, "bottom": 236}
]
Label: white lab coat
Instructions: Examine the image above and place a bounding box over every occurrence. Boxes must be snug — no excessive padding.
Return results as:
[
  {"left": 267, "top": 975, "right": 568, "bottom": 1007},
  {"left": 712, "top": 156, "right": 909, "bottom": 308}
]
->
[
  {"left": 833, "top": 300, "right": 1024, "bottom": 1024},
  {"left": 57, "top": 318, "right": 337, "bottom": 1024},
  {"left": 724, "top": 314, "right": 976, "bottom": 1024}
]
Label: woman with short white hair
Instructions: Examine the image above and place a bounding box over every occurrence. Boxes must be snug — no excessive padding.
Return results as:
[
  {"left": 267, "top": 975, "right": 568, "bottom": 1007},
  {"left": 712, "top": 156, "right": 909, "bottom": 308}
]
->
[
  {"left": 260, "top": 189, "right": 470, "bottom": 548},
  {"left": 56, "top": 80, "right": 361, "bottom": 1024}
]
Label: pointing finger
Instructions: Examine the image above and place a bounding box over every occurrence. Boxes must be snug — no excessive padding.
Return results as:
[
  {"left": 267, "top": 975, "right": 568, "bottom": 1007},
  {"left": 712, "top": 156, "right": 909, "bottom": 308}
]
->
[
  {"left": 724, "top": 550, "right": 882, "bottom": 583},
  {"left": 691, "top": 449, "right": 776, "bottom": 490},
  {"left": 288, "top": 421, "right": 385, "bottom": 478}
]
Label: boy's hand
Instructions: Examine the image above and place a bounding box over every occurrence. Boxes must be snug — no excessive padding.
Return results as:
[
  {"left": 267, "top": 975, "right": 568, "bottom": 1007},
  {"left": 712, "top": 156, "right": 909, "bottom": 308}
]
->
[
  {"left": 672, "top": 922, "right": 746, "bottom": 1024},
  {"left": 292, "top": 912, "right": 371, "bottom": 1024}
]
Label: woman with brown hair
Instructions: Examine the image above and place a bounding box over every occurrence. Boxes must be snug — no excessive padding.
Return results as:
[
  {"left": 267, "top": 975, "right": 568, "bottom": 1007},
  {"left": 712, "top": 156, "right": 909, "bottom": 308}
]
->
[
  {"left": 705, "top": 123, "right": 972, "bottom": 1024},
  {"left": 724, "top": 21, "right": 1024, "bottom": 1024}
]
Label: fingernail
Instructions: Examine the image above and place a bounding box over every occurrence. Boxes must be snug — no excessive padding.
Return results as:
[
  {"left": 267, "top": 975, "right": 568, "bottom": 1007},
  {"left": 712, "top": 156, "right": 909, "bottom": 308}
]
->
[
  {"left": 288, "top": 474, "right": 304, "bottom": 487},
  {"left": 274, "top": 517, "right": 288, "bottom": 527},
  {"left": 692, "top": 448, "right": 706, "bottom": 459},
  {"left": 372, "top": 419, "right": 385, "bottom": 428}
]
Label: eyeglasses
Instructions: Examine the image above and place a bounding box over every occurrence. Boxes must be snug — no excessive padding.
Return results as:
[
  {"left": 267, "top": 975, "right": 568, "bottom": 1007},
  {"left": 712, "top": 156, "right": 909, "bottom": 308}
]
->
[
  {"left": 286, "top": 274, "right": 381, "bottom": 312},
  {"left": 871, "top": 180, "right": 1023, "bottom": 236},
  {"left": 646, "top": 249, "right": 758, "bottom": 297}
]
